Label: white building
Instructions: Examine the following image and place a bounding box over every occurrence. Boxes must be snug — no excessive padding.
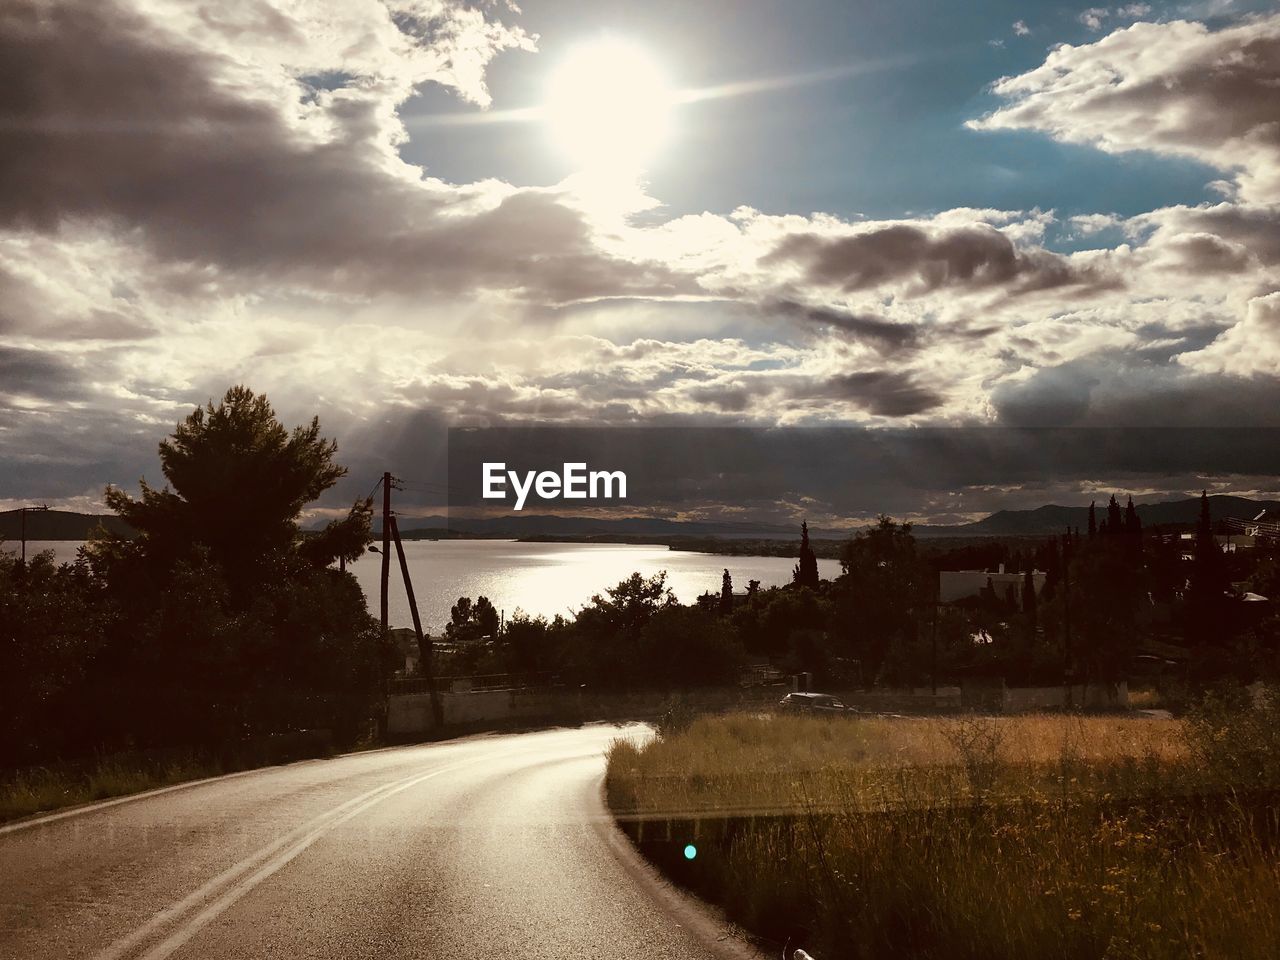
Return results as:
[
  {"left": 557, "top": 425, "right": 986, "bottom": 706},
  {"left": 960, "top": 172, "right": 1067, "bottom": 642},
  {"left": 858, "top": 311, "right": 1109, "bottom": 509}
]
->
[{"left": 939, "top": 566, "right": 1046, "bottom": 609}]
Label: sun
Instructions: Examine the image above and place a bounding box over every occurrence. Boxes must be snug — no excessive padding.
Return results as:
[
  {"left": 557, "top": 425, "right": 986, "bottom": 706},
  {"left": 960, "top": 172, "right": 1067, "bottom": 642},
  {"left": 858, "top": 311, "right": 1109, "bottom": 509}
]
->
[{"left": 544, "top": 38, "right": 674, "bottom": 174}]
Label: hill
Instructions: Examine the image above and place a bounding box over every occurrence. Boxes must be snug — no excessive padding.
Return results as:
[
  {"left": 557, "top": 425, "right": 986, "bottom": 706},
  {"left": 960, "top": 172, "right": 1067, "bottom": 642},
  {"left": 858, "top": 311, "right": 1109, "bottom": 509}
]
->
[
  {"left": 0, "top": 509, "right": 133, "bottom": 542},
  {"left": 914, "top": 495, "right": 1280, "bottom": 538}
]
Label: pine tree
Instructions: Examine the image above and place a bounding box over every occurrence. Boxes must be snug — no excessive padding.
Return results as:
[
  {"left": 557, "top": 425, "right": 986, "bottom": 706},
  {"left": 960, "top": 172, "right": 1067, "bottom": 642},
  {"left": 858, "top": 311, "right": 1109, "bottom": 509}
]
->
[
  {"left": 719, "top": 568, "right": 733, "bottom": 615},
  {"left": 1087, "top": 501, "right": 1097, "bottom": 538},
  {"left": 793, "top": 521, "right": 820, "bottom": 589},
  {"left": 1106, "top": 494, "right": 1123, "bottom": 536}
]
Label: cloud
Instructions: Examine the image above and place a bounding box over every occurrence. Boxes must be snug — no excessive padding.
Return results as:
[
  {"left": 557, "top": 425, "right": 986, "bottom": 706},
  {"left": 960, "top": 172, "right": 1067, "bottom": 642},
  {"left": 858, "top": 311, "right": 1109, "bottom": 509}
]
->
[
  {"left": 759, "top": 220, "right": 1116, "bottom": 298},
  {"left": 1179, "top": 291, "right": 1280, "bottom": 376},
  {"left": 1, "top": 0, "right": 1279, "bottom": 518},
  {"left": 1013, "top": 20, "right": 1031, "bottom": 37},
  {"left": 0, "top": 0, "right": 683, "bottom": 305},
  {"left": 807, "top": 371, "right": 946, "bottom": 417},
  {"left": 767, "top": 300, "right": 922, "bottom": 354},
  {"left": 1080, "top": 8, "right": 1111, "bottom": 31},
  {"left": 971, "top": 14, "right": 1280, "bottom": 202}
]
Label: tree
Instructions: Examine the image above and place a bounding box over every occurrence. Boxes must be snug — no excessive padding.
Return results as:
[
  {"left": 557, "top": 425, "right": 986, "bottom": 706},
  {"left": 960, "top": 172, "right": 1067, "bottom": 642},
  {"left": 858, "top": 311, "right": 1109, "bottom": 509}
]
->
[
  {"left": 84, "top": 386, "right": 385, "bottom": 752},
  {"left": 104, "top": 386, "right": 368, "bottom": 593},
  {"left": 1105, "top": 494, "right": 1123, "bottom": 537},
  {"left": 834, "top": 516, "right": 929, "bottom": 682},
  {"left": 719, "top": 569, "right": 733, "bottom": 615},
  {"left": 637, "top": 606, "right": 745, "bottom": 687},
  {"left": 474, "top": 596, "right": 500, "bottom": 639},
  {"left": 793, "top": 521, "right": 820, "bottom": 589},
  {"left": 444, "top": 595, "right": 499, "bottom": 643},
  {"left": 565, "top": 572, "right": 677, "bottom": 687},
  {"left": 1087, "top": 500, "right": 1097, "bottom": 538},
  {"left": 1187, "top": 490, "right": 1229, "bottom": 647}
]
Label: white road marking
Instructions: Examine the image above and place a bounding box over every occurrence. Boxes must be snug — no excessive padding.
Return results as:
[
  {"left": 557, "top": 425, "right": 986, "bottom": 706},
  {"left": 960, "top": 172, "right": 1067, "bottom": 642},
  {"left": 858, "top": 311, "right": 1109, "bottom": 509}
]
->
[{"left": 92, "top": 749, "right": 505, "bottom": 960}]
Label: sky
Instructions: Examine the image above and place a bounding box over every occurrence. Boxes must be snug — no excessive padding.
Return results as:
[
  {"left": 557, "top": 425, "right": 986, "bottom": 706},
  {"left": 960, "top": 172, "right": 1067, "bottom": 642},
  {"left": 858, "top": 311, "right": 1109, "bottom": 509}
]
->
[{"left": 3, "top": 0, "right": 1280, "bottom": 524}]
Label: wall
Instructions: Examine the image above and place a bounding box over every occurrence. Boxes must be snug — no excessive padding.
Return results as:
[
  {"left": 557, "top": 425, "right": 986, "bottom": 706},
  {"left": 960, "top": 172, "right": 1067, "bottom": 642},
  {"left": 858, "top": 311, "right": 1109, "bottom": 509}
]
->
[
  {"left": 387, "top": 686, "right": 784, "bottom": 735},
  {"left": 1001, "top": 682, "right": 1128, "bottom": 711},
  {"left": 386, "top": 680, "right": 1131, "bottom": 736}
]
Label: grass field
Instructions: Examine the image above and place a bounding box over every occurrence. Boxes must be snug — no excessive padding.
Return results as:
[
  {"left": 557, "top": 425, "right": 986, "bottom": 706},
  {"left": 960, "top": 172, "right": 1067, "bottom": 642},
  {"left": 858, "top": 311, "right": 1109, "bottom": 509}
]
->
[{"left": 606, "top": 704, "right": 1280, "bottom": 960}]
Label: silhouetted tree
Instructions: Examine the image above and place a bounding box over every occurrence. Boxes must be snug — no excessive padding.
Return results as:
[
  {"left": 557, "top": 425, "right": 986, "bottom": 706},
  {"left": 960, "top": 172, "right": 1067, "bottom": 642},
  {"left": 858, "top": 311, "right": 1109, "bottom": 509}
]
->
[
  {"left": 103, "top": 386, "right": 369, "bottom": 596},
  {"left": 1106, "top": 494, "right": 1123, "bottom": 537},
  {"left": 1187, "top": 490, "right": 1229, "bottom": 647},
  {"left": 835, "top": 516, "right": 928, "bottom": 682},
  {"left": 84, "top": 386, "right": 385, "bottom": 752},
  {"left": 1087, "top": 500, "right": 1097, "bottom": 539},
  {"left": 719, "top": 568, "right": 733, "bottom": 615},
  {"left": 793, "top": 521, "right": 820, "bottom": 589}
]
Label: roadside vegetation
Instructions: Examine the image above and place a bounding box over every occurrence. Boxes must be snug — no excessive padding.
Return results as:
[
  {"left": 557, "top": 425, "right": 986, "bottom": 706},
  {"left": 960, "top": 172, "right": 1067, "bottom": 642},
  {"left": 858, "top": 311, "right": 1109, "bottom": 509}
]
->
[
  {"left": 0, "top": 751, "right": 222, "bottom": 823},
  {"left": 1, "top": 387, "right": 389, "bottom": 793},
  {"left": 607, "top": 697, "right": 1280, "bottom": 960}
]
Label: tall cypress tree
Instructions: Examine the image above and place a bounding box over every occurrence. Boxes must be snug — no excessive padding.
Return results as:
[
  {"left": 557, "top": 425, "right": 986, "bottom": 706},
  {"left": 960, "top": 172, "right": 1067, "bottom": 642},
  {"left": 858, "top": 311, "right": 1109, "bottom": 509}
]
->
[
  {"left": 719, "top": 568, "right": 733, "bottom": 615},
  {"left": 793, "top": 521, "right": 820, "bottom": 589},
  {"left": 1087, "top": 501, "right": 1097, "bottom": 538},
  {"left": 1106, "top": 494, "right": 1123, "bottom": 537},
  {"left": 1187, "top": 490, "right": 1226, "bottom": 645}
]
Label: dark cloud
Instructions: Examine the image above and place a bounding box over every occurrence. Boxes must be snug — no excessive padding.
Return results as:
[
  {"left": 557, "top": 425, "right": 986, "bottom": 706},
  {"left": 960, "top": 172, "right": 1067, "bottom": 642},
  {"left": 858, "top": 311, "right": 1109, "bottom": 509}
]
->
[
  {"left": 0, "top": 345, "right": 85, "bottom": 403},
  {"left": 685, "top": 383, "right": 756, "bottom": 413},
  {"left": 800, "top": 370, "right": 944, "bottom": 417},
  {"left": 1157, "top": 234, "right": 1251, "bottom": 275},
  {"left": 768, "top": 300, "right": 921, "bottom": 353},
  {"left": 442, "top": 424, "right": 1280, "bottom": 523},
  {"left": 1145, "top": 204, "right": 1280, "bottom": 267},
  {"left": 992, "top": 355, "right": 1280, "bottom": 428},
  {"left": 762, "top": 223, "right": 1112, "bottom": 298}
]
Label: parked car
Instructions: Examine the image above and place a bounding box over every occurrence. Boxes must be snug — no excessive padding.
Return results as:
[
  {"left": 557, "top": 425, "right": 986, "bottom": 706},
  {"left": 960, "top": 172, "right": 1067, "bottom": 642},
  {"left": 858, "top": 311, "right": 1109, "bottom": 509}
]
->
[{"left": 777, "top": 691, "right": 851, "bottom": 715}]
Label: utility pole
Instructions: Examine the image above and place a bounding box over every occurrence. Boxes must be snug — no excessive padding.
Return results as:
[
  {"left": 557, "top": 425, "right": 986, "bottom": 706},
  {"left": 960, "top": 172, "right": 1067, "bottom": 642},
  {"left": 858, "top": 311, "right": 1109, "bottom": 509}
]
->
[
  {"left": 19, "top": 504, "right": 50, "bottom": 564},
  {"left": 390, "top": 515, "right": 442, "bottom": 727},
  {"left": 380, "top": 472, "right": 391, "bottom": 643}
]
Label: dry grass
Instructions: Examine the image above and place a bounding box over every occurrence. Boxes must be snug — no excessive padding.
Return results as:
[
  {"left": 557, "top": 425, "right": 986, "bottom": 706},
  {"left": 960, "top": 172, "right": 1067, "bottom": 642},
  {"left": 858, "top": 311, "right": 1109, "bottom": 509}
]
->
[
  {"left": 608, "top": 712, "right": 1189, "bottom": 815},
  {"left": 606, "top": 710, "right": 1280, "bottom": 960}
]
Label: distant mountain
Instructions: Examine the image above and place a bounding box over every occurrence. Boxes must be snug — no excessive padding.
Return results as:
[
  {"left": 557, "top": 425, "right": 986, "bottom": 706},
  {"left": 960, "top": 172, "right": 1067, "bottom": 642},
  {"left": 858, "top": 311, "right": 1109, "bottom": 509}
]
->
[
  {"left": 915, "top": 495, "right": 1280, "bottom": 538},
  {"left": 383, "top": 514, "right": 846, "bottom": 541},
  {"left": 0, "top": 509, "right": 132, "bottom": 542},
  {"left": 10, "top": 495, "right": 1276, "bottom": 547}
]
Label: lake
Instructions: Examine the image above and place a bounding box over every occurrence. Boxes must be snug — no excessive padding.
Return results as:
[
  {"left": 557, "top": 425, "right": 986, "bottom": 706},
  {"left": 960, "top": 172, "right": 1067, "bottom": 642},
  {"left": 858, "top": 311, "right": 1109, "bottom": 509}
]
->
[{"left": 10, "top": 539, "right": 840, "bottom": 635}]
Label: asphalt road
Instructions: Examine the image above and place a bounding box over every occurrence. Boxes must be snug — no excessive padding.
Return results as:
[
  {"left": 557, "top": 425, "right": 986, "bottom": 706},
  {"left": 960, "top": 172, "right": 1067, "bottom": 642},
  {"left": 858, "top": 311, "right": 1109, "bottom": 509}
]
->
[{"left": 0, "top": 725, "right": 754, "bottom": 960}]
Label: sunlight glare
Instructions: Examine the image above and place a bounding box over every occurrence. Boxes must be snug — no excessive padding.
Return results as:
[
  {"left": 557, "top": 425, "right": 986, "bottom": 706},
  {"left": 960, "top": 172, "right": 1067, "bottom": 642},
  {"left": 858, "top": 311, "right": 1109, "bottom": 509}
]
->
[{"left": 544, "top": 39, "right": 674, "bottom": 175}]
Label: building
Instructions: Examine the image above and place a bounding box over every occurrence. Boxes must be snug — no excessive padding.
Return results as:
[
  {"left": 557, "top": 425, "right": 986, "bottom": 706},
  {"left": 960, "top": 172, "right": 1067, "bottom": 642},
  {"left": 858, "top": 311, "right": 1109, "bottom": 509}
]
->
[{"left": 938, "top": 566, "right": 1046, "bottom": 609}]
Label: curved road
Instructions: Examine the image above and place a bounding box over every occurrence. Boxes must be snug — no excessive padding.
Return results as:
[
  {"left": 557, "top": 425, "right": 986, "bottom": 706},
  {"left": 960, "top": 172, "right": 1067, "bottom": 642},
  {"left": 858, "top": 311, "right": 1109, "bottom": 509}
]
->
[{"left": 0, "top": 725, "right": 754, "bottom": 960}]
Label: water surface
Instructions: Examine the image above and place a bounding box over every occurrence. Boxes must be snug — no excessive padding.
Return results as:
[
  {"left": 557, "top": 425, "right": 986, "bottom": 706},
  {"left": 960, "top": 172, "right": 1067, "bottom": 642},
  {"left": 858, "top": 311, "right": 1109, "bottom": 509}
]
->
[{"left": 11, "top": 539, "right": 840, "bottom": 634}]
